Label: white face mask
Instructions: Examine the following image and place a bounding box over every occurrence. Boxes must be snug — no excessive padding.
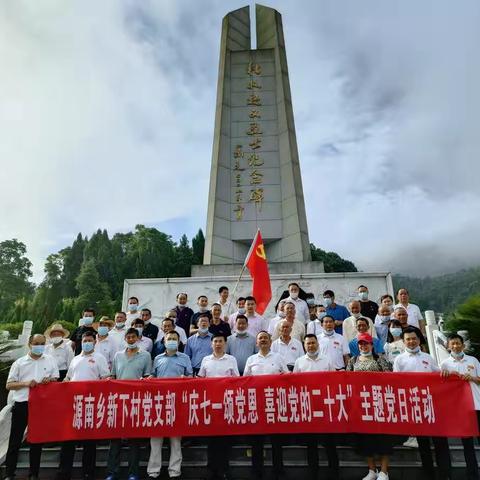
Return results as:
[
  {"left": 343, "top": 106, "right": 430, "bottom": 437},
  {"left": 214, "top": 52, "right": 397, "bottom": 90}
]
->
[
  {"left": 290, "top": 292, "right": 298, "bottom": 299},
  {"left": 51, "top": 336, "right": 63, "bottom": 345}
]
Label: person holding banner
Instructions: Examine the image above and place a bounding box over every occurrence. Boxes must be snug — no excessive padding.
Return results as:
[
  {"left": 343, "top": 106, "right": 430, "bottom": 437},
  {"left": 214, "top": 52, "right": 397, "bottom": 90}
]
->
[
  {"left": 147, "top": 330, "right": 193, "bottom": 479},
  {"left": 197, "top": 334, "right": 239, "bottom": 480},
  {"left": 105, "top": 328, "right": 152, "bottom": 480},
  {"left": 346, "top": 333, "right": 393, "bottom": 480},
  {"left": 244, "top": 331, "right": 289, "bottom": 479},
  {"left": 393, "top": 326, "right": 451, "bottom": 480},
  {"left": 56, "top": 332, "right": 110, "bottom": 480},
  {"left": 440, "top": 333, "right": 480, "bottom": 480},
  {"left": 294, "top": 334, "right": 339, "bottom": 480},
  {"left": 4, "top": 334, "right": 59, "bottom": 480}
]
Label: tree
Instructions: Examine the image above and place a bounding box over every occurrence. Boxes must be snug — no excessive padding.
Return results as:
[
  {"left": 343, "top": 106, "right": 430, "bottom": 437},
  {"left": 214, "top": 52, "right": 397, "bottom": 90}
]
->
[
  {"left": 310, "top": 243, "right": 357, "bottom": 273},
  {"left": 126, "top": 225, "right": 176, "bottom": 278},
  {"left": 61, "top": 233, "right": 86, "bottom": 298},
  {"left": 0, "top": 239, "right": 34, "bottom": 316},
  {"left": 74, "top": 259, "right": 112, "bottom": 316},
  {"left": 445, "top": 294, "right": 480, "bottom": 358},
  {"left": 174, "top": 234, "right": 193, "bottom": 277},
  {"left": 192, "top": 229, "right": 205, "bottom": 265}
]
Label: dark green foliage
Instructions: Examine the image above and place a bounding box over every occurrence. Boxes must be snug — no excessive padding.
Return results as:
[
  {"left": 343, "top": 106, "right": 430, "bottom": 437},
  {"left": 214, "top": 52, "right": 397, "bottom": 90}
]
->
[
  {"left": 393, "top": 268, "right": 480, "bottom": 313},
  {"left": 0, "top": 239, "right": 34, "bottom": 314},
  {"left": 445, "top": 294, "right": 480, "bottom": 357},
  {"left": 310, "top": 244, "right": 358, "bottom": 273},
  {"left": 0, "top": 228, "right": 209, "bottom": 334}
]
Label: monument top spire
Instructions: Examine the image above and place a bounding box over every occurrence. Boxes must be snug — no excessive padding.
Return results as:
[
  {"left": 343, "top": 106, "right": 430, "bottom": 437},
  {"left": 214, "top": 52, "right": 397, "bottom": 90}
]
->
[{"left": 203, "top": 4, "right": 311, "bottom": 265}]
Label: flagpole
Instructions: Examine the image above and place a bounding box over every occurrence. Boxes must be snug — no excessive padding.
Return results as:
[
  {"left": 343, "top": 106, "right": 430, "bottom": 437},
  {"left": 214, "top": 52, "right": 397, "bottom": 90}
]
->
[{"left": 226, "top": 229, "right": 259, "bottom": 314}]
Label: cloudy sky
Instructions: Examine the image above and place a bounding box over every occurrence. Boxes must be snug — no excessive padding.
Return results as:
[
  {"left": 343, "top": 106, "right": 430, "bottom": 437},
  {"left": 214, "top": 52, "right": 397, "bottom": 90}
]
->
[{"left": 1, "top": 0, "right": 479, "bottom": 282}]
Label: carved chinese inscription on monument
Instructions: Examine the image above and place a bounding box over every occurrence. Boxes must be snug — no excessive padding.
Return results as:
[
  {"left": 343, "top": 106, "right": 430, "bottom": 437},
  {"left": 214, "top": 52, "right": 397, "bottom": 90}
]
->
[{"left": 232, "top": 56, "right": 270, "bottom": 220}]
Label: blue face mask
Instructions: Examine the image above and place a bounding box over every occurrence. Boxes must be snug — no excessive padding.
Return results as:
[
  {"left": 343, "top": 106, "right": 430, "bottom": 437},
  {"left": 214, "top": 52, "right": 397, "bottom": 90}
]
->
[
  {"left": 317, "top": 312, "right": 326, "bottom": 320},
  {"left": 306, "top": 298, "right": 315, "bottom": 306},
  {"left": 406, "top": 346, "right": 421, "bottom": 354},
  {"left": 128, "top": 303, "right": 139, "bottom": 312},
  {"left": 359, "top": 350, "right": 372, "bottom": 356},
  {"left": 98, "top": 326, "right": 109, "bottom": 336},
  {"left": 390, "top": 328, "right": 402, "bottom": 338},
  {"left": 451, "top": 351, "right": 465, "bottom": 359},
  {"left": 31, "top": 345, "right": 45, "bottom": 356},
  {"left": 127, "top": 342, "right": 138, "bottom": 350},
  {"left": 323, "top": 297, "right": 333, "bottom": 307},
  {"left": 82, "top": 342, "right": 94, "bottom": 353},
  {"left": 83, "top": 316, "right": 93, "bottom": 326},
  {"left": 165, "top": 340, "right": 178, "bottom": 351},
  {"left": 358, "top": 291, "right": 368, "bottom": 301},
  {"left": 379, "top": 315, "right": 391, "bottom": 323},
  {"left": 198, "top": 327, "right": 209, "bottom": 334},
  {"left": 238, "top": 308, "right": 246, "bottom": 315}
]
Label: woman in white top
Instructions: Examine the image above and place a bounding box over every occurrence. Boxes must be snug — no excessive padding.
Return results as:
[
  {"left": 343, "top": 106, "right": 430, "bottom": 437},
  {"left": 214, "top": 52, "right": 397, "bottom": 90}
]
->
[{"left": 383, "top": 320, "right": 405, "bottom": 364}]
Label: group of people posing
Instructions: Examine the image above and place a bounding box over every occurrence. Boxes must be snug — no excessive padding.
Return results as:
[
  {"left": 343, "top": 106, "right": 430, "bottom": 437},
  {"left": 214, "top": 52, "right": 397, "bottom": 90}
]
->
[{"left": 4, "top": 284, "right": 480, "bottom": 480}]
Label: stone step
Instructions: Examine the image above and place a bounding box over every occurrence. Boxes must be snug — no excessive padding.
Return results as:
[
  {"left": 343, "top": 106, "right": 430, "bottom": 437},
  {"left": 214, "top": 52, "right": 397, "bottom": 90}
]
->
[{"left": 13, "top": 440, "right": 479, "bottom": 478}]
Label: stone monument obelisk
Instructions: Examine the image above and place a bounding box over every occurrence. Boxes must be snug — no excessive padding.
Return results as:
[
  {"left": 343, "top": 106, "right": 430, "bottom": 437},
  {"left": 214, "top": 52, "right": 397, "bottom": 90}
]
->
[
  {"left": 203, "top": 4, "right": 314, "bottom": 270},
  {"left": 123, "top": 5, "right": 393, "bottom": 319}
]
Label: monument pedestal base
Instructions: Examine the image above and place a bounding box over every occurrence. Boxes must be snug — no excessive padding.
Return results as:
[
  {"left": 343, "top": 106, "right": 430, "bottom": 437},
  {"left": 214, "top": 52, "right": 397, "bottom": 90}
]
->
[
  {"left": 123, "top": 271, "right": 393, "bottom": 322},
  {"left": 191, "top": 261, "right": 324, "bottom": 278}
]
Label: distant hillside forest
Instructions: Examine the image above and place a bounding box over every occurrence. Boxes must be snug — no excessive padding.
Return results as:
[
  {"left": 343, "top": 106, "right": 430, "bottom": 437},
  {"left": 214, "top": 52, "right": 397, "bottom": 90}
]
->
[
  {"left": 0, "top": 226, "right": 357, "bottom": 336},
  {"left": 393, "top": 269, "right": 480, "bottom": 314}
]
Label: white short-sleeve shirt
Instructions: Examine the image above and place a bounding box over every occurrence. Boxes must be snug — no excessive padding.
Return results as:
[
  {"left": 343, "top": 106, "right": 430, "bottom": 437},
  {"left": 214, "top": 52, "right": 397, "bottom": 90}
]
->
[
  {"left": 7, "top": 354, "right": 59, "bottom": 402},
  {"left": 306, "top": 320, "right": 323, "bottom": 337},
  {"left": 66, "top": 352, "right": 110, "bottom": 381},
  {"left": 243, "top": 351, "right": 289, "bottom": 376},
  {"left": 271, "top": 337, "right": 304, "bottom": 366},
  {"left": 440, "top": 354, "right": 480, "bottom": 410},
  {"left": 293, "top": 354, "right": 333, "bottom": 373},
  {"left": 245, "top": 313, "right": 267, "bottom": 337},
  {"left": 198, "top": 353, "right": 240, "bottom": 378},
  {"left": 155, "top": 326, "right": 188, "bottom": 345},
  {"left": 395, "top": 303, "right": 423, "bottom": 328},
  {"left": 393, "top": 351, "right": 439, "bottom": 372},
  {"left": 45, "top": 341, "right": 74, "bottom": 371},
  {"left": 95, "top": 336, "right": 118, "bottom": 368},
  {"left": 317, "top": 332, "right": 350, "bottom": 370},
  {"left": 286, "top": 297, "right": 310, "bottom": 324}
]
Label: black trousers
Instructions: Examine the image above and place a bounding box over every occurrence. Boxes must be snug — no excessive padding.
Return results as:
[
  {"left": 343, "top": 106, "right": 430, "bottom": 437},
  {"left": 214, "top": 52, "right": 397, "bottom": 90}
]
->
[
  {"left": 251, "top": 434, "right": 284, "bottom": 478},
  {"left": 306, "top": 434, "right": 340, "bottom": 480},
  {"left": 460, "top": 411, "right": 480, "bottom": 480},
  {"left": 417, "top": 436, "right": 451, "bottom": 480},
  {"left": 207, "top": 436, "right": 231, "bottom": 478},
  {"left": 57, "top": 440, "right": 96, "bottom": 479},
  {"left": 5, "top": 401, "right": 43, "bottom": 477}
]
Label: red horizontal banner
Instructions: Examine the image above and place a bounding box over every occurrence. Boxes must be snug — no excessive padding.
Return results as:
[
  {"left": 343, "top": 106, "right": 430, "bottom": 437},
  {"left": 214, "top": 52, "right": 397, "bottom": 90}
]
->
[{"left": 27, "top": 372, "right": 477, "bottom": 443}]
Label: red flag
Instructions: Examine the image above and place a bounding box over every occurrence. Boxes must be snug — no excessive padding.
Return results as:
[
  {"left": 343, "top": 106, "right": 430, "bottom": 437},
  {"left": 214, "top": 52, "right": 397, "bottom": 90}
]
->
[{"left": 245, "top": 230, "right": 271, "bottom": 315}]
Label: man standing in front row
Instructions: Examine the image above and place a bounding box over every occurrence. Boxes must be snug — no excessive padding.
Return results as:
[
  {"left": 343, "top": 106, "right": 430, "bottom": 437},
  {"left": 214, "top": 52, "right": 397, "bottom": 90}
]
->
[
  {"left": 198, "top": 334, "right": 239, "bottom": 480},
  {"left": 4, "top": 334, "right": 59, "bottom": 480},
  {"left": 294, "top": 335, "right": 339, "bottom": 480},
  {"left": 393, "top": 327, "right": 451, "bottom": 480},
  {"left": 105, "top": 328, "right": 152, "bottom": 480},
  {"left": 147, "top": 331, "right": 192, "bottom": 480},
  {"left": 244, "top": 331, "right": 289, "bottom": 479},
  {"left": 57, "top": 332, "right": 110, "bottom": 480}
]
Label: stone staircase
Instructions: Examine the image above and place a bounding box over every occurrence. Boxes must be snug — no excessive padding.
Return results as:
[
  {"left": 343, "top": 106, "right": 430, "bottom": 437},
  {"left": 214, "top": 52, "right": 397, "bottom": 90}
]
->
[{"left": 10, "top": 437, "right": 479, "bottom": 479}]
